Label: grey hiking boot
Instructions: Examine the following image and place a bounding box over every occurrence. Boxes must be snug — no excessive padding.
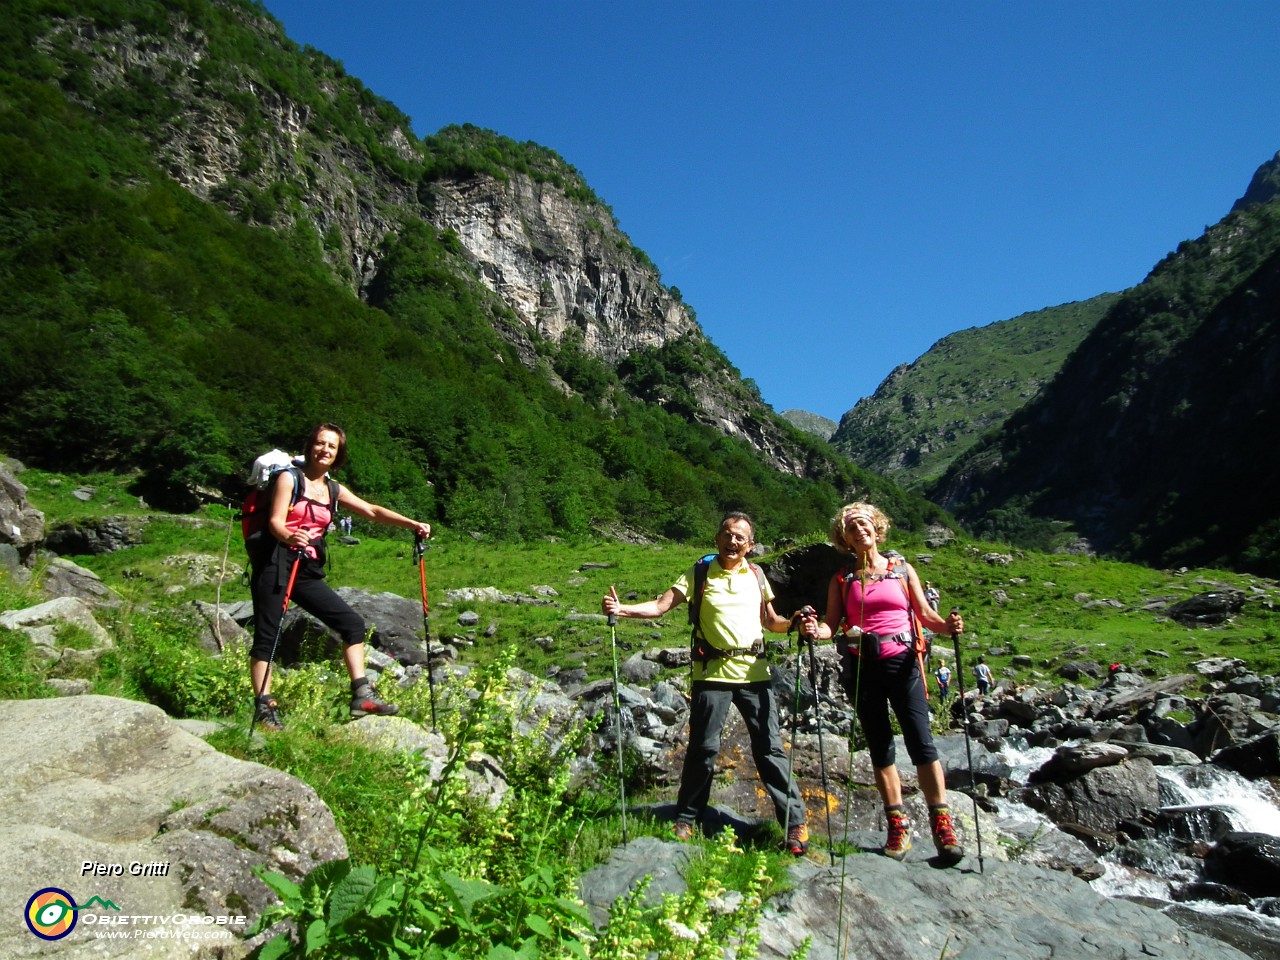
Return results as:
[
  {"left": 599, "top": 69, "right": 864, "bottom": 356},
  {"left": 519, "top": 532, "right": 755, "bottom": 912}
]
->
[
  {"left": 350, "top": 682, "right": 398, "bottom": 719},
  {"left": 254, "top": 696, "right": 284, "bottom": 731},
  {"left": 883, "top": 808, "right": 911, "bottom": 861},
  {"left": 930, "top": 806, "right": 964, "bottom": 864}
]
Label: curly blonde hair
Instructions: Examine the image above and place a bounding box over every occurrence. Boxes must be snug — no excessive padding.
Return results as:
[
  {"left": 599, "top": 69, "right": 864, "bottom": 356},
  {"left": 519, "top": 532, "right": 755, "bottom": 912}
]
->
[{"left": 829, "top": 501, "right": 891, "bottom": 554}]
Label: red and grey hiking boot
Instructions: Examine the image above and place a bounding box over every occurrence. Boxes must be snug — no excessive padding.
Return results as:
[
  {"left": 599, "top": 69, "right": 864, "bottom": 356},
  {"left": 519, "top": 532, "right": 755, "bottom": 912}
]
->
[
  {"left": 671, "top": 820, "right": 695, "bottom": 842},
  {"left": 350, "top": 681, "right": 399, "bottom": 719},
  {"left": 883, "top": 807, "right": 912, "bottom": 861},
  {"left": 785, "top": 823, "right": 809, "bottom": 856},
  {"left": 930, "top": 805, "right": 964, "bottom": 863},
  {"left": 254, "top": 696, "right": 284, "bottom": 732}
]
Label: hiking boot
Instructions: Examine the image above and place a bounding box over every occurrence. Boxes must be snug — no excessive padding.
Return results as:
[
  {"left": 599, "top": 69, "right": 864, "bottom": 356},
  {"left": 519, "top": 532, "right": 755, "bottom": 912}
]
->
[
  {"left": 254, "top": 696, "right": 284, "bottom": 732},
  {"left": 671, "top": 820, "right": 695, "bottom": 842},
  {"left": 785, "top": 823, "right": 809, "bottom": 856},
  {"left": 883, "top": 808, "right": 912, "bottom": 861},
  {"left": 930, "top": 806, "right": 964, "bottom": 863},
  {"left": 350, "top": 682, "right": 398, "bottom": 719}
]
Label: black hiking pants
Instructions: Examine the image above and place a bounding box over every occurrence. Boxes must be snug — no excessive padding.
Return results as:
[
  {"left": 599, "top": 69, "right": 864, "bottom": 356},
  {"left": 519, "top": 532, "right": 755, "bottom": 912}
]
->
[
  {"left": 249, "top": 545, "right": 364, "bottom": 661},
  {"left": 840, "top": 647, "right": 938, "bottom": 770}
]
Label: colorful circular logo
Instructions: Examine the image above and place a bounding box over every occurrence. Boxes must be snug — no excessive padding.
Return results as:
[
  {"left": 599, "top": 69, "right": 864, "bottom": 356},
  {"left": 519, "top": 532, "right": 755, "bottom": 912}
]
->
[{"left": 25, "top": 887, "right": 77, "bottom": 941}]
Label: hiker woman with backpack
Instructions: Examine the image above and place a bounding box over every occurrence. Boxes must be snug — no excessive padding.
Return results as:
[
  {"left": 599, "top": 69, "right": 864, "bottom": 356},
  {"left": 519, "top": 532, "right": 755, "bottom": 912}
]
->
[
  {"left": 250, "top": 423, "right": 432, "bottom": 731},
  {"left": 798, "top": 501, "right": 965, "bottom": 864}
]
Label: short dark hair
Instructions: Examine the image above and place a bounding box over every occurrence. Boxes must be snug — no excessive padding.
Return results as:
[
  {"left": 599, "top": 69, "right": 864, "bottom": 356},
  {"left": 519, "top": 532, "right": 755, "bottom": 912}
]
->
[
  {"left": 719, "top": 511, "right": 756, "bottom": 541},
  {"left": 306, "top": 422, "right": 348, "bottom": 470}
]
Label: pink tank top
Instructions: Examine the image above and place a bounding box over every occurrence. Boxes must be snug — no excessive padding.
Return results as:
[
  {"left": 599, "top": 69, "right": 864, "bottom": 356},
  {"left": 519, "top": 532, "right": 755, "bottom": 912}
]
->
[
  {"left": 843, "top": 568, "right": 912, "bottom": 658},
  {"left": 286, "top": 492, "right": 333, "bottom": 560}
]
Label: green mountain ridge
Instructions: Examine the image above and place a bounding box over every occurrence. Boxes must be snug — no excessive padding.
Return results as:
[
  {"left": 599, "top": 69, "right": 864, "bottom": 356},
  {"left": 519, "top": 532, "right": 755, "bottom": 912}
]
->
[
  {"left": 830, "top": 293, "right": 1123, "bottom": 489},
  {"left": 0, "top": 0, "right": 947, "bottom": 542},
  {"left": 928, "top": 173, "right": 1280, "bottom": 575}
]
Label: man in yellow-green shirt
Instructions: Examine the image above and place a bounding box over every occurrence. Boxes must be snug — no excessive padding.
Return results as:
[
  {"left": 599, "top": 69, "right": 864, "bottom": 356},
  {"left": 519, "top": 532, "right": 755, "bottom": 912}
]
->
[{"left": 602, "top": 512, "right": 809, "bottom": 854}]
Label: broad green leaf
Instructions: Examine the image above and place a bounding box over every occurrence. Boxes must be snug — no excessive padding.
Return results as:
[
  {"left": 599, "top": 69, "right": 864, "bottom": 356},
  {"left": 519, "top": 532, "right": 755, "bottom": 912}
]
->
[
  {"left": 328, "top": 864, "right": 378, "bottom": 928},
  {"left": 303, "top": 918, "right": 328, "bottom": 955},
  {"left": 525, "top": 913, "right": 554, "bottom": 939},
  {"left": 251, "top": 933, "right": 294, "bottom": 960},
  {"left": 253, "top": 868, "right": 301, "bottom": 902}
]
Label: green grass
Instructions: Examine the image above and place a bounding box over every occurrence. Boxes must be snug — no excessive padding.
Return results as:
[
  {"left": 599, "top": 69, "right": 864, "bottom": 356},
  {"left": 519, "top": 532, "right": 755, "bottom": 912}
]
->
[
  {"left": 12, "top": 472, "right": 1280, "bottom": 695},
  {"left": 6, "top": 467, "right": 1280, "bottom": 957}
]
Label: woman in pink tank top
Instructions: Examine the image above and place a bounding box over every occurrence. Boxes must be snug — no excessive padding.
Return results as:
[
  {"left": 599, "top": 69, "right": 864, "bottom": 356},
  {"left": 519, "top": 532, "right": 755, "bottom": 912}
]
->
[
  {"left": 249, "top": 423, "right": 432, "bottom": 732},
  {"left": 800, "top": 501, "right": 967, "bottom": 865}
]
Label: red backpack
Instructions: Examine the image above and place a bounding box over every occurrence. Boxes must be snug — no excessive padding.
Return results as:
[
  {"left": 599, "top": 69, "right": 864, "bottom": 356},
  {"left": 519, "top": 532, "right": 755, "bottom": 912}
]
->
[{"left": 238, "top": 451, "right": 338, "bottom": 558}]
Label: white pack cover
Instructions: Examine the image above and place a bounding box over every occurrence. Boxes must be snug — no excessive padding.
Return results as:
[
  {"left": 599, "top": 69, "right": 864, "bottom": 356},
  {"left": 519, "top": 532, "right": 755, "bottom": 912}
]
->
[{"left": 246, "top": 449, "right": 301, "bottom": 487}]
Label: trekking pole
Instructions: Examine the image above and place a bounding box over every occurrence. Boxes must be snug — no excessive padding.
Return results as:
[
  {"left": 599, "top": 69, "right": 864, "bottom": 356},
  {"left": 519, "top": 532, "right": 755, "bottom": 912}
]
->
[
  {"left": 948, "top": 606, "right": 984, "bottom": 873},
  {"left": 835, "top": 625, "right": 863, "bottom": 960},
  {"left": 414, "top": 533, "right": 438, "bottom": 733},
  {"left": 250, "top": 548, "right": 302, "bottom": 736},
  {"left": 606, "top": 587, "right": 628, "bottom": 843},
  {"left": 781, "top": 609, "right": 807, "bottom": 852},
  {"left": 800, "top": 607, "right": 836, "bottom": 860}
]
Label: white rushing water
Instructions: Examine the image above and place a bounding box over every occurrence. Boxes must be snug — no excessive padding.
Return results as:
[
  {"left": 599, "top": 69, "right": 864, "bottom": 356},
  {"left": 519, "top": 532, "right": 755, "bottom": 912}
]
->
[{"left": 989, "top": 738, "right": 1280, "bottom": 903}]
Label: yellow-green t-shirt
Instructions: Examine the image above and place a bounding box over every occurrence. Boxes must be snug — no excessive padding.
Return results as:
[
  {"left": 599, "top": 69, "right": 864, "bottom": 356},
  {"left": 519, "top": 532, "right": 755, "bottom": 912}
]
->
[{"left": 673, "top": 558, "right": 773, "bottom": 683}]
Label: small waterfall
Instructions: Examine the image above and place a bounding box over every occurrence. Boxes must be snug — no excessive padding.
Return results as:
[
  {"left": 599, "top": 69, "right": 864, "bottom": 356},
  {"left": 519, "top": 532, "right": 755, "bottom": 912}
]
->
[
  {"left": 1158, "top": 764, "right": 1280, "bottom": 836},
  {"left": 988, "top": 738, "right": 1280, "bottom": 910}
]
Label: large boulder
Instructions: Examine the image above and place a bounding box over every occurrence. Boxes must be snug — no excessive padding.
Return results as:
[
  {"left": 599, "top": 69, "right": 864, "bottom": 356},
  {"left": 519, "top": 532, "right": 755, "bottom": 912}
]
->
[
  {"left": 1203, "top": 832, "right": 1280, "bottom": 898},
  {"left": 0, "top": 460, "right": 44, "bottom": 550},
  {"left": 1212, "top": 729, "right": 1280, "bottom": 779},
  {"left": 43, "top": 514, "right": 149, "bottom": 555},
  {"left": 1017, "top": 756, "right": 1160, "bottom": 834},
  {"left": 1166, "top": 590, "right": 1247, "bottom": 626},
  {"left": 753, "top": 855, "right": 1251, "bottom": 960},
  {"left": 759, "top": 542, "right": 845, "bottom": 618},
  {"left": 0, "top": 696, "right": 347, "bottom": 958}
]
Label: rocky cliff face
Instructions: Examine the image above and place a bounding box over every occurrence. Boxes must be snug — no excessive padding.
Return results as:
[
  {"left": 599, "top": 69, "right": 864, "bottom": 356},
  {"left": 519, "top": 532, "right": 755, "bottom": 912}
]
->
[
  {"left": 36, "top": 0, "right": 809, "bottom": 475},
  {"left": 425, "top": 175, "right": 696, "bottom": 357}
]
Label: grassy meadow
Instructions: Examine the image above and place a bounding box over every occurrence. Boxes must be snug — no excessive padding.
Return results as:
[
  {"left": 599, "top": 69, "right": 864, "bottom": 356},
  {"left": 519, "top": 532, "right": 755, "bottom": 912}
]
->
[{"left": 4, "top": 464, "right": 1280, "bottom": 957}]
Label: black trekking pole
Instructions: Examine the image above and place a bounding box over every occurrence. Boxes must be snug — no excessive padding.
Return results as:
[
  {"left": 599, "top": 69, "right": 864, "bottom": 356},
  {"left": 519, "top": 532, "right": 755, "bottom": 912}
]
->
[
  {"left": 250, "top": 548, "right": 302, "bottom": 736},
  {"left": 606, "top": 588, "right": 628, "bottom": 844},
  {"left": 414, "top": 533, "right": 438, "bottom": 733},
  {"left": 781, "top": 609, "right": 808, "bottom": 852},
  {"left": 799, "top": 606, "right": 836, "bottom": 860},
  {"left": 948, "top": 606, "right": 984, "bottom": 873}
]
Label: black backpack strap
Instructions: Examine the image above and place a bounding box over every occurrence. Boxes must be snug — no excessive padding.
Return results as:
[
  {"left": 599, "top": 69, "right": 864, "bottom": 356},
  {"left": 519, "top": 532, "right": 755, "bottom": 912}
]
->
[{"left": 687, "top": 554, "right": 715, "bottom": 628}]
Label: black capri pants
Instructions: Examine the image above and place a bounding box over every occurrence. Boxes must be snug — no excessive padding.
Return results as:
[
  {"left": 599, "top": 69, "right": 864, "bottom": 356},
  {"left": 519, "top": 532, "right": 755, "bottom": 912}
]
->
[
  {"left": 250, "top": 545, "right": 365, "bottom": 661},
  {"left": 840, "top": 645, "right": 939, "bottom": 770}
]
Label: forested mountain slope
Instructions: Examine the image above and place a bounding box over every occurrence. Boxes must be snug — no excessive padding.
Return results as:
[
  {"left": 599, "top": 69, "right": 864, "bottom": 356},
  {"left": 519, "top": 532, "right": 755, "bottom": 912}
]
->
[
  {"left": 0, "top": 0, "right": 950, "bottom": 539},
  {"left": 928, "top": 152, "right": 1280, "bottom": 575},
  {"left": 830, "top": 293, "right": 1121, "bottom": 488}
]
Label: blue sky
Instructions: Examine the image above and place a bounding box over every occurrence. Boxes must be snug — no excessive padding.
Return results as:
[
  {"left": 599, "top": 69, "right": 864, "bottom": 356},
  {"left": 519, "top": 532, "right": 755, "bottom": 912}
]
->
[{"left": 262, "top": 0, "right": 1279, "bottom": 421}]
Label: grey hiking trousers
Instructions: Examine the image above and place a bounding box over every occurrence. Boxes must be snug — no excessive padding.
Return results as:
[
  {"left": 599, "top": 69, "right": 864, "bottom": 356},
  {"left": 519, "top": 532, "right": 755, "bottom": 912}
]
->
[{"left": 674, "top": 679, "right": 806, "bottom": 828}]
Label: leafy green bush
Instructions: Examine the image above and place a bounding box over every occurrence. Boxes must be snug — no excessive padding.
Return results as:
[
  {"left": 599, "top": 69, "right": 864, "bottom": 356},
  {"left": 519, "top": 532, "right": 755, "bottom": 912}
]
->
[
  {"left": 115, "top": 613, "right": 246, "bottom": 717},
  {"left": 246, "top": 648, "right": 807, "bottom": 959}
]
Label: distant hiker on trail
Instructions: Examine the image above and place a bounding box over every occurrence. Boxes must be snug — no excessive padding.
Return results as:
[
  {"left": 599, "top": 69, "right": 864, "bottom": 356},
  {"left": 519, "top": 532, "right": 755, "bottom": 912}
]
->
[
  {"left": 799, "top": 501, "right": 965, "bottom": 864},
  {"left": 973, "top": 656, "right": 992, "bottom": 696},
  {"left": 925, "top": 582, "right": 941, "bottom": 611},
  {"left": 934, "top": 660, "right": 951, "bottom": 701},
  {"left": 249, "top": 422, "right": 432, "bottom": 731},
  {"left": 601, "top": 511, "right": 809, "bottom": 855}
]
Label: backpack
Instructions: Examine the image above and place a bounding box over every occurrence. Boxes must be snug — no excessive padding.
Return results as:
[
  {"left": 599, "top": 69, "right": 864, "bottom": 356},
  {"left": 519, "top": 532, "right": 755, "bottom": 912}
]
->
[
  {"left": 687, "top": 553, "right": 769, "bottom": 662},
  {"left": 836, "top": 551, "right": 931, "bottom": 696},
  {"left": 239, "top": 449, "right": 339, "bottom": 558}
]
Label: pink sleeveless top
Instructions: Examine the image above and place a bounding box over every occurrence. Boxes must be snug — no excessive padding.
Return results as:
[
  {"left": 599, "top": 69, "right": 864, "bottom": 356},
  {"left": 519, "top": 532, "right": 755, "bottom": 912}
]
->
[
  {"left": 843, "top": 569, "right": 912, "bottom": 659},
  {"left": 285, "top": 490, "right": 333, "bottom": 561}
]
